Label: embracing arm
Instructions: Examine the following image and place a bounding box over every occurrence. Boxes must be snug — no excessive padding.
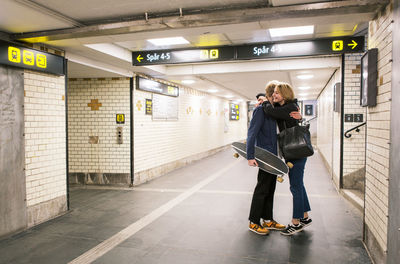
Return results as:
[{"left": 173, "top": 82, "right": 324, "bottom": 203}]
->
[{"left": 262, "top": 101, "right": 298, "bottom": 121}]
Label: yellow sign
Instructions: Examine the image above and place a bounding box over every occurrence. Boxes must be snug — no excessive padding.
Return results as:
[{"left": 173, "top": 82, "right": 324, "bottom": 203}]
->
[
  {"left": 348, "top": 40, "right": 358, "bottom": 49},
  {"left": 36, "top": 54, "right": 47, "bottom": 68},
  {"left": 210, "top": 49, "right": 219, "bottom": 59},
  {"left": 116, "top": 114, "right": 125, "bottom": 124},
  {"left": 167, "top": 86, "right": 175, "bottom": 95},
  {"left": 332, "top": 40, "right": 343, "bottom": 51},
  {"left": 137, "top": 55, "right": 143, "bottom": 62},
  {"left": 23, "top": 50, "right": 34, "bottom": 65},
  {"left": 8, "top": 46, "right": 21, "bottom": 63}
]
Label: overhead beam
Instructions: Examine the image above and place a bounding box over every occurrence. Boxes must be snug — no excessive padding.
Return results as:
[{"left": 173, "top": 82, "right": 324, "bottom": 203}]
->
[{"left": 12, "top": 0, "right": 388, "bottom": 43}]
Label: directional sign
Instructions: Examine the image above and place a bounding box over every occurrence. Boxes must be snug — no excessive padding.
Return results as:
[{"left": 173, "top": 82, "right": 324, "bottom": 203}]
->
[
  {"left": 132, "top": 47, "right": 235, "bottom": 66},
  {"left": 236, "top": 36, "right": 364, "bottom": 60},
  {"left": 0, "top": 40, "right": 65, "bottom": 75},
  {"left": 136, "top": 77, "right": 179, "bottom": 97}
]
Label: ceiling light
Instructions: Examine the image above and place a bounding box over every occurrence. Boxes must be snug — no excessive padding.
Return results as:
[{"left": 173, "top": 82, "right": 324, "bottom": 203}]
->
[
  {"left": 297, "top": 74, "right": 314, "bottom": 80},
  {"left": 147, "top": 37, "right": 189, "bottom": 46},
  {"left": 269, "top": 25, "right": 314, "bottom": 37},
  {"left": 298, "top": 93, "right": 308, "bottom": 96},
  {"left": 298, "top": 86, "right": 311, "bottom": 90},
  {"left": 181, "top": 80, "right": 195, "bottom": 84},
  {"left": 225, "top": 95, "right": 234, "bottom": 98},
  {"left": 207, "top": 89, "right": 218, "bottom": 93}
]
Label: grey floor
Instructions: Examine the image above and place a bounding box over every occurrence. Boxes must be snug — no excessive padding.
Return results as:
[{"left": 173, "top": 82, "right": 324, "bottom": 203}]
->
[{"left": 0, "top": 149, "right": 371, "bottom": 264}]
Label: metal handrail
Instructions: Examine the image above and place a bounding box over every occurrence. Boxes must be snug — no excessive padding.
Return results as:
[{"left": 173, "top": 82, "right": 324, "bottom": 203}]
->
[{"left": 344, "top": 122, "right": 366, "bottom": 138}]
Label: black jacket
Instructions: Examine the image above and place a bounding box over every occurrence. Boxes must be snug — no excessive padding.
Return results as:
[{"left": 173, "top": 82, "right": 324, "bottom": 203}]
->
[{"left": 262, "top": 100, "right": 299, "bottom": 133}]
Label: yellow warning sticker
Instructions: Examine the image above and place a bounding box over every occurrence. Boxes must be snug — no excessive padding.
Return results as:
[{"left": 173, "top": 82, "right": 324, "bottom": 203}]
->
[
  {"left": 36, "top": 54, "right": 47, "bottom": 68},
  {"left": 23, "top": 50, "right": 34, "bottom": 65},
  {"left": 8, "top": 46, "right": 21, "bottom": 63}
]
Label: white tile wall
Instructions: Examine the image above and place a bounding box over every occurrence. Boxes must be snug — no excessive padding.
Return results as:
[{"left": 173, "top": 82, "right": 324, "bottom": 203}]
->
[
  {"left": 24, "top": 70, "right": 66, "bottom": 207},
  {"left": 68, "top": 78, "right": 131, "bottom": 174},
  {"left": 364, "top": 2, "right": 393, "bottom": 252}
]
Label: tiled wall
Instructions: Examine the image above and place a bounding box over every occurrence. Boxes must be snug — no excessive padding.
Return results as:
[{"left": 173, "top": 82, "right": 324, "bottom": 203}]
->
[
  {"left": 68, "top": 78, "right": 131, "bottom": 183},
  {"left": 133, "top": 78, "right": 247, "bottom": 184},
  {"left": 23, "top": 70, "right": 67, "bottom": 226},
  {"left": 364, "top": 2, "right": 393, "bottom": 261}
]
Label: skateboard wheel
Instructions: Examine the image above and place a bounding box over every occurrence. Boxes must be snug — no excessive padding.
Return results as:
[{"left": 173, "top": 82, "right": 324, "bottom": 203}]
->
[
  {"left": 233, "top": 153, "right": 239, "bottom": 158},
  {"left": 277, "top": 176, "right": 284, "bottom": 183},
  {"left": 287, "top": 162, "right": 294, "bottom": 169}
]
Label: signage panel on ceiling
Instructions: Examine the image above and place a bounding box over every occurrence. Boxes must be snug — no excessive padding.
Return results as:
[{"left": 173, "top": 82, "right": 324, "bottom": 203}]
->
[
  {"left": 0, "top": 40, "right": 65, "bottom": 75},
  {"left": 236, "top": 37, "right": 365, "bottom": 60},
  {"left": 136, "top": 77, "right": 179, "bottom": 97},
  {"left": 132, "top": 46, "right": 235, "bottom": 66},
  {"left": 132, "top": 37, "right": 364, "bottom": 66}
]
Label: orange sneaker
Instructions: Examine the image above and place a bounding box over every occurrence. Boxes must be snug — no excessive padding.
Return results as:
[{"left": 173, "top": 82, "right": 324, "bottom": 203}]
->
[
  {"left": 249, "top": 222, "right": 270, "bottom": 235},
  {"left": 262, "top": 220, "right": 286, "bottom": 230}
]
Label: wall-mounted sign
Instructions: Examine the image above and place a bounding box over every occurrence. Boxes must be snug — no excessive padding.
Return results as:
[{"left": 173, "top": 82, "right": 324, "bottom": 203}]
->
[
  {"left": 132, "top": 37, "right": 364, "bottom": 66},
  {"left": 236, "top": 37, "right": 364, "bottom": 60},
  {"left": 132, "top": 47, "right": 235, "bottom": 66},
  {"left": 230, "top": 103, "right": 240, "bottom": 121},
  {"left": 354, "top": 114, "right": 363, "bottom": 122},
  {"left": 0, "top": 40, "right": 65, "bottom": 75},
  {"left": 305, "top": 105, "right": 314, "bottom": 116},
  {"left": 116, "top": 114, "right": 125, "bottom": 124},
  {"left": 360, "top": 48, "right": 378, "bottom": 107},
  {"left": 145, "top": 99, "right": 152, "bottom": 115},
  {"left": 345, "top": 114, "right": 354, "bottom": 122},
  {"left": 136, "top": 77, "right": 179, "bottom": 97}
]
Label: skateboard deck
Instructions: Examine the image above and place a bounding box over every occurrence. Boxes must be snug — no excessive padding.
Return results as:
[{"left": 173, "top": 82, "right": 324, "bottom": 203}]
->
[{"left": 232, "top": 141, "right": 291, "bottom": 182}]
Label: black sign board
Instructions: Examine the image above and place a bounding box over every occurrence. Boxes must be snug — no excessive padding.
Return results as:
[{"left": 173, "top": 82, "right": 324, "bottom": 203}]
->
[
  {"left": 0, "top": 40, "right": 65, "bottom": 75},
  {"left": 132, "top": 37, "right": 364, "bottom": 66},
  {"left": 305, "top": 105, "right": 314, "bottom": 116},
  {"left": 236, "top": 37, "right": 364, "bottom": 60},
  {"left": 345, "top": 114, "right": 354, "bottom": 122},
  {"left": 354, "top": 114, "right": 363, "bottom": 122},
  {"left": 145, "top": 99, "right": 152, "bottom": 115},
  {"left": 116, "top": 114, "right": 125, "bottom": 124},
  {"left": 136, "top": 77, "right": 179, "bottom": 97},
  {"left": 230, "top": 103, "right": 240, "bottom": 121},
  {"left": 132, "top": 46, "right": 235, "bottom": 66}
]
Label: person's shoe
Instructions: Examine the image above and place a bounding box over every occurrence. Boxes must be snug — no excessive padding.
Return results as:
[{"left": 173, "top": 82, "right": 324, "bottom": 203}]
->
[
  {"left": 262, "top": 220, "right": 286, "bottom": 230},
  {"left": 280, "top": 223, "right": 303, "bottom": 236},
  {"left": 300, "top": 217, "right": 312, "bottom": 228},
  {"left": 249, "top": 222, "right": 270, "bottom": 235}
]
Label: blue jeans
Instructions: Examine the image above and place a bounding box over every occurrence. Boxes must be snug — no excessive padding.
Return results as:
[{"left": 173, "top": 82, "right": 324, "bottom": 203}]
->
[{"left": 288, "top": 157, "right": 311, "bottom": 219}]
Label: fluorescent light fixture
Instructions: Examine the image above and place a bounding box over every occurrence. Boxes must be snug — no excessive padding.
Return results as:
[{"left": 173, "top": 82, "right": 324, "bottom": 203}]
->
[
  {"left": 269, "top": 25, "right": 314, "bottom": 37},
  {"left": 298, "top": 93, "right": 308, "bottom": 96},
  {"left": 147, "top": 37, "right": 189, "bottom": 46},
  {"left": 181, "top": 80, "right": 195, "bottom": 84},
  {"left": 298, "top": 86, "right": 311, "bottom": 90},
  {"left": 297, "top": 74, "right": 314, "bottom": 80},
  {"left": 225, "top": 95, "right": 234, "bottom": 98},
  {"left": 207, "top": 89, "right": 218, "bottom": 93}
]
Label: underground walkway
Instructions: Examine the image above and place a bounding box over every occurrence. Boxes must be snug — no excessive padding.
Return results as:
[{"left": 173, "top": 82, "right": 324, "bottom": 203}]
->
[{"left": 0, "top": 148, "right": 371, "bottom": 264}]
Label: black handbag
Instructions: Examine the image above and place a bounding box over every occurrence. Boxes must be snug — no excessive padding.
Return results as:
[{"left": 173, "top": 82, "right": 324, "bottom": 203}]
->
[{"left": 278, "top": 122, "right": 314, "bottom": 160}]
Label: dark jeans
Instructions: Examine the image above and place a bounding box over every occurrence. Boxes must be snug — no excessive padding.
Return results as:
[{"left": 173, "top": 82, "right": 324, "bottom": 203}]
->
[
  {"left": 288, "top": 157, "right": 311, "bottom": 219},
  {"left": 248, "top": 169, "right": 277, "bottom": 224}
]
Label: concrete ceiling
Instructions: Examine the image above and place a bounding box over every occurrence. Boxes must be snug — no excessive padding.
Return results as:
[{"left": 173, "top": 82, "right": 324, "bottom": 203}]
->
[{"left": 0, "top": 0, "right": 388, "bottom": 101}]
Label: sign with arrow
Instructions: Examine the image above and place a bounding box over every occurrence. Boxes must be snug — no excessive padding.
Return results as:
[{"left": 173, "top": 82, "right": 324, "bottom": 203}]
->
[{"left": 132, "top": 37, "right": 364, "bottom": 66}]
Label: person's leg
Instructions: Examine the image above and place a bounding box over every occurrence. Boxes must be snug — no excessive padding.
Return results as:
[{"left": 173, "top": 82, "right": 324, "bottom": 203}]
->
[
  {"left": 249, "top": 169, "right": 270, "bottom": 224},
  {"left": 261, "top": 171, "right": 277, "bottom": 220},
  {"left": 288, "top": 158, "right": 307, "bottom": 221}
]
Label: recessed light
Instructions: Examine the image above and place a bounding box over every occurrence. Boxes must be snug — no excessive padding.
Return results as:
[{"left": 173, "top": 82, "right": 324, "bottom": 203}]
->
[
  {"left": 147, "top": 37, "right": 189, "bottom": 46},
  {"left": 297, "top": 74, "right": 314, "bottom": 80},
  {"left": 181, "top": 80, "right": 195, "bottom": 84},
  {"left": 207, "top": 89, "right": 218, "bottom": 93},
  {"left": 225, "top": 95, "right": 234, "bottom": 98},
  {"left": 298, "top": 86, "right": 311, "bottom": 90},
  {"left": 269, "top": 25, "right": 314, "bottom": 37},
  {"left": 298, "top": 93, "right": 308, "bottom": 96}
]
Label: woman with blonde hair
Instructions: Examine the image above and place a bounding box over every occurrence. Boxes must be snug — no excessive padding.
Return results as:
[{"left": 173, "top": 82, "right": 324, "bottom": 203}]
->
[{"left": 262, "top": 82, "right": 312, "bottom": 236}]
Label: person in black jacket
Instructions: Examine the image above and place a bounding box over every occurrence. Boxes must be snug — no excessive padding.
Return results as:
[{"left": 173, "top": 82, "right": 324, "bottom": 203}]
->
[
  {"left": 263, "top": 82, "right": 312, "bottom": 236},
  {"left": 246, "top": 81, "right": 295, "bottom": 235}
]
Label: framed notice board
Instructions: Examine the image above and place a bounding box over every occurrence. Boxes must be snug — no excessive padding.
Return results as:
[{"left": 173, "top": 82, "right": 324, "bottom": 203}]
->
[
  {"left": 152, "top": 94, "right": 178, "bottom": 120},
  {"left": 229, "top": 103, "right": 240, "bottom": 120}
]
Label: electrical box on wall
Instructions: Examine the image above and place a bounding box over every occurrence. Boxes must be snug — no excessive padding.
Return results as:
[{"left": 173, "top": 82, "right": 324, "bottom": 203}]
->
[{"left": 116, "top": 127, "right": 123, "bottom": 144}]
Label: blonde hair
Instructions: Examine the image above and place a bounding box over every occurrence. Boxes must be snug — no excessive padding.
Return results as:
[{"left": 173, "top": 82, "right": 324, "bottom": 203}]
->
[
  {"left": 275, "top": 82, "right": 295, "bottom": 101},
  {"left": 265, "top": 80, "right": 280, "bottom": 97}
]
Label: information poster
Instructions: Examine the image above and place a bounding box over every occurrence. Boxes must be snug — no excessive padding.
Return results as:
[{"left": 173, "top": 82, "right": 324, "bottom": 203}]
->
[
  {"left": 230, "top": 103, "right": 239, "bottom": 120},
  {"left": 152, "top": 94, "right": 178, "bottom": 120}
]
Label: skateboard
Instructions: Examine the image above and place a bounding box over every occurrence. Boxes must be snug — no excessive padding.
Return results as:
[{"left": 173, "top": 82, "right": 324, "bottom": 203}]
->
[{"left": 232, "top": 141, "right": 293, "bottom": 183}]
